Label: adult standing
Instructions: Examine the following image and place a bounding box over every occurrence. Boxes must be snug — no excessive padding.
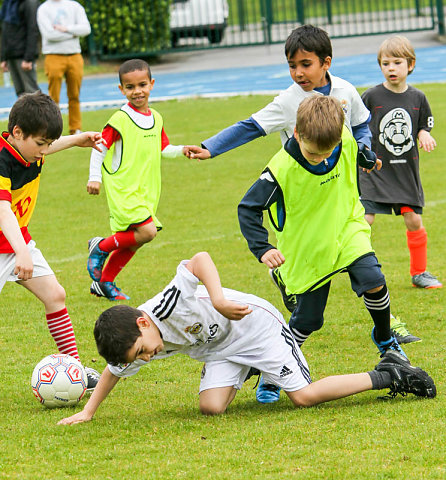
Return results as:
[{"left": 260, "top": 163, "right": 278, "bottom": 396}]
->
[
  {"left": 0, "top": 0, "right": 40, "bottom": 97},
  {"left": 37, "top": 0, "right": 90, "bottom": 134}
]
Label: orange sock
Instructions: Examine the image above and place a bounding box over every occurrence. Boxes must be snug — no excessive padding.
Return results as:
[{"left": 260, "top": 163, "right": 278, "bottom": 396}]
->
[{"left": 406, "top": 227, "right": 427, "bottom": 276}]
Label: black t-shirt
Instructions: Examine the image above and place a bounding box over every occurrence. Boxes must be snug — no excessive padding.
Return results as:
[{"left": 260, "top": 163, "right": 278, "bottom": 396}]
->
[{"left": 359, "top": 83, "right": 433, "bottom": 206}]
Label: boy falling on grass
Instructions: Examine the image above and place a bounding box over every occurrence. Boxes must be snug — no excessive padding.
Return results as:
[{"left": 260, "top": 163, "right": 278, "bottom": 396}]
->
[
  {"left": 238, "top": 95, "right": 408, "bottom": 404},
  {"left": 0, "top": 91, "right": 102, "bottom": 389},
  {"left": 187, "top": 25, "right": 416, "bottom": 348},
  {"left": 359, "top": 36, "right": 441, "bottom": 301},
  {"left": 58, "top": 251, "right": 435, "bottom": 426},
  {"left": 86, "top": 59, "right": 197, "bottom": 301}
]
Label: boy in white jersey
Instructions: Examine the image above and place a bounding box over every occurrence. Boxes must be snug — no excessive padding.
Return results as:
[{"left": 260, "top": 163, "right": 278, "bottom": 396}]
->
[
  {"left": 86, "top": 59, "right": 197, "bottom": 301},
  {"left": 58, "top": 252, "right": 435, "bottom": 425}
]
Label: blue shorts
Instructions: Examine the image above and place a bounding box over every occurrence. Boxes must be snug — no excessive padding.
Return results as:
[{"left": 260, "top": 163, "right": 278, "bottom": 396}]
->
[
  {"left": 289, "top": 254, "right": 385, "bottom": 333},
  {"left": 361, "top": 200, "right": 422, "bottom": 216}
]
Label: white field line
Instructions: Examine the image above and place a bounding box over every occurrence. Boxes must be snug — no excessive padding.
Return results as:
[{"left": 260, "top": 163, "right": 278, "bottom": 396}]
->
[{"left": 47, "top": 232, "right": 240, "bottom": 265}]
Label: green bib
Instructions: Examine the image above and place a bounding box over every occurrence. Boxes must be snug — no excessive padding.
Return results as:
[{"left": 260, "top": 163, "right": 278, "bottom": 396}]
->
[
  {"left": 267, "top": 127, "right": 373, "bottom": 294},
  {"left": 102, "top": 105, "right": 163, "bottom": 232}
]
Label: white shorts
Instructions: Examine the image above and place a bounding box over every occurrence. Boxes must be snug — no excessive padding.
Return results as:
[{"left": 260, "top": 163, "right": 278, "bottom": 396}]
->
[
  {"left": 0, "top": 240, "right": 53, "bottom": 292},
  {"left": 199, "top": 323, "right": 311, "bottom": 394}
]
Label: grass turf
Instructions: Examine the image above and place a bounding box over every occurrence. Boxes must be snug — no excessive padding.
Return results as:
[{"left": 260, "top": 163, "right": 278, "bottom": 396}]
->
[{"left": 0, "top": 89, "right": 445, "bottom": 479}]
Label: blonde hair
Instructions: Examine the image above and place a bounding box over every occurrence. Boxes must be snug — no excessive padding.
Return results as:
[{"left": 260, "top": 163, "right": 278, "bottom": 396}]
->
[
  {"left": 378, "top": 35, "right": 416, "bottom": 74},
  {"left": 296, "top": 96, "right": 344, "bottom": 150}
]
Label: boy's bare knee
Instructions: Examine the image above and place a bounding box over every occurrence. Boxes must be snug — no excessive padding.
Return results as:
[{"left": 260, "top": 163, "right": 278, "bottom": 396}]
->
[
  {"left": 287, "top": 388, "right": 317, "bottom": 408},
  {"left": 199, "top": 403, "right": 227, "bottom": 415},
  {"left": 134, "top": 223, "right": 157, "bottom": 245},
  {"left": 51, "top": 284, "right": 66, "bottom": 304}
]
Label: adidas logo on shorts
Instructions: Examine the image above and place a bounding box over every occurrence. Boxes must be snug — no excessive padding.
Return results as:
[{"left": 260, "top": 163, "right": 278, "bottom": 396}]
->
[{"left": 279, "top": 365, "right": 293, "bottom": 378}]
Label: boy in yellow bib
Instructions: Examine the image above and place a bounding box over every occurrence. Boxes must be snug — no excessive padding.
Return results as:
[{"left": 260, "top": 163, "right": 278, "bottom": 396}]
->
[
  {"left": 238, "top": 96, "right": 404, "bottom": 403},
  {"left": 86, "top": 59, "right": 193, "bottom": 300}
]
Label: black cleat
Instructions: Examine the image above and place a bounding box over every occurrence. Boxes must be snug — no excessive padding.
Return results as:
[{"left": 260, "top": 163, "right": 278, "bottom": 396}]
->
[
  {"left": 269, "top": 268, "right": 297, "bottom": 313},
  {"left": 85, "top": 366, "right": 101, "bottom": 393},
  {"left": 375, "top": 351, "right": 436, "bottom": 399}
]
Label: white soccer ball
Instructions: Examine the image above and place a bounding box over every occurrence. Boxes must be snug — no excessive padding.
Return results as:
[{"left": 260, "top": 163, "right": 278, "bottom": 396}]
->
[{"left": 31, "top": 354, "right": 87, "bottom": 409}]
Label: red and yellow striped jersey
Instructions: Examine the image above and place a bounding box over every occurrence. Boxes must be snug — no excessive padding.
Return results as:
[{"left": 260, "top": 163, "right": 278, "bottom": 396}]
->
[{"left": 0, "top": 132, "right": 44, "bottom": 253}]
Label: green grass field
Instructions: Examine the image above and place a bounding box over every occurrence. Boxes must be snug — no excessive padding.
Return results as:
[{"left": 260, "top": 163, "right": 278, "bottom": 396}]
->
[{"left": 0, "top": 88, "right": 445, "bottom": 479}]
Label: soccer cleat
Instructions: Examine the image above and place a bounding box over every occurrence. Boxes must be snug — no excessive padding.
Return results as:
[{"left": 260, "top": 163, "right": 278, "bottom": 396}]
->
[
  {"left": 84, "top": 366, "right": 101, "bottom": 393},
  {"left": 87, "top": 237, "right": 109, "bottom": 281},
  {"left": 371, "top": 327, "right": 406, "bottom": 358},
  {"left": 390, "top": 314, "right": 421, "bottom": 344},
  {"left": 269, "top": 268, "right": 298, "bottom": 313},
  {"left": 256, "top": 376, "right": 281, "bottom": 404},
  {"left": 412, "top": 271, "right": 443, "bottom": 289},
  {"left": 375, "top": 350, "right": 436, "bottom": 399},
  {"left": 90, "top": 281, "right": 130, "bottom": 301}
]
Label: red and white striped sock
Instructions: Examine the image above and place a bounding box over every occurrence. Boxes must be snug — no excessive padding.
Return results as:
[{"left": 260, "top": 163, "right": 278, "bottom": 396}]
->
[{"left": 46, "top": 308, "right": 80, "bottom": 361}]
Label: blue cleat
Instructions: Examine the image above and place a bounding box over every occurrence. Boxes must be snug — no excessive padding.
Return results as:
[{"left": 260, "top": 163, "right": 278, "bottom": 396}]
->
[
  {"left": 371, "top": 327, "right": 406, "bottom": 358},
  {"left": 90, "top": 281, "right": 130, "bottom": 301},
  {"left": 87, "top": 237, "right": 109, "bottom": 281},
  {"left": 256, "top": 376, "right": 281, "bottom": 404}
]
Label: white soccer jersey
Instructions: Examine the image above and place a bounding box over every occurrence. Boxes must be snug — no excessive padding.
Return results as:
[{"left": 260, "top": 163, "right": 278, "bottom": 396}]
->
[
  {"left": 108, "top": 260, "right": 311, "bottom": 393},
  {"left": 251, "top": 72, "right": 370, "bottom": 145}
]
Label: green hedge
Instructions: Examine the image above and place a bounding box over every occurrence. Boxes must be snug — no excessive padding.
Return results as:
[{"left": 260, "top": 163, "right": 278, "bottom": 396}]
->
[{"left": 84, "top": 0, "right": 171, "bottom": 58}]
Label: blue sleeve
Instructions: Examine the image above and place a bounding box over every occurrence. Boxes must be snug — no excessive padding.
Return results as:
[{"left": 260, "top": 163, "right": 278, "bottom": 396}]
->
[
  {"left": 202, "top": 117, "right": 266, "bottom": 157},
  {"left": 352, "top": 114, "right": 372, "bottom": 149},
  {"left": 238, "top": 172, "right": 280, "bottom": 261}
]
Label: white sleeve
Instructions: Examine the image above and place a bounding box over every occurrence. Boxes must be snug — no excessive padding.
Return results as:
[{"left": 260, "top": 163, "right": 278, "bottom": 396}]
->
[
  {"left": 251, "top": 85, "right": 300, "bottom": 136},
  {"left": 107, "top": 359, "right": 147, "bottom": 378},
  {"left": 161, "top": 144, "right": 185, "bottom": 159},
  {"left": 347, "top": 85, "right": 370, "bottom": 128},
  {"left": 66, "top": 5, "right": 91, "bottom": 37},
  {"left": 88, "top": 145, "right": 108, "bottom": 183}
]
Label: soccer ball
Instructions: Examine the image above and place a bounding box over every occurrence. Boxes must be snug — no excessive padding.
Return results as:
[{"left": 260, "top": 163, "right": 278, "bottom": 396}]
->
[{"left": 31, "top": 354, "right": 87, "bottom": 408}]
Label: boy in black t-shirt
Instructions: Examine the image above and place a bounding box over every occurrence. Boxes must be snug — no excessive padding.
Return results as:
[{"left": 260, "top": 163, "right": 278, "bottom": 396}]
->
[{"left": 359, "top": 36, "right": 441, "bottom": 343}]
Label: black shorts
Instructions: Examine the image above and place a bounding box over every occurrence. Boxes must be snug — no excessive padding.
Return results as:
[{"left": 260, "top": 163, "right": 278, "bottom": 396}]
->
[
  {"left": 289, "top": 254, "right": 385, "bottom": 333},
  {"left": 361, "top": 199, "right": 422, "bottom": 216}
]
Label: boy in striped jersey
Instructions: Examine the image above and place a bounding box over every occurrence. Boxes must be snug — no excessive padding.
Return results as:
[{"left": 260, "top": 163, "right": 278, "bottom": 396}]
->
[
  {"left": 58, "top": 251, "right": 435, "bottom": 425},
  {"left": 0, "top": 91, "right": 102, "bottom": 390}
]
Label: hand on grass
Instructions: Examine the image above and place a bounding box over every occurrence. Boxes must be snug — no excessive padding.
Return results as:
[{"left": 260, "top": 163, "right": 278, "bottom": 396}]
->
[
  {"left": 418, "top": 130, "right": 436, "bottom": 153},
  {"left": 58, "top": 410, "right": 93, "bottom": 426},
  {"left": 87, "top": 181, "right": 101, "bottom": 195},
  {"left": 261, "top": 249, "right": 285, "bottom": 269},
  {"left": 212, "top": 297, "right": 252, "bottom": 320}
]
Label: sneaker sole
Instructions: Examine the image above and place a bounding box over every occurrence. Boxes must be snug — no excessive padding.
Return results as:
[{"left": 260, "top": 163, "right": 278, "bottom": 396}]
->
[
  {"left": 412, "top": 284, "right": 443, "bottom": 289},
  {"left": 391, "top": 330, "right": 422, "bottom": 344}
]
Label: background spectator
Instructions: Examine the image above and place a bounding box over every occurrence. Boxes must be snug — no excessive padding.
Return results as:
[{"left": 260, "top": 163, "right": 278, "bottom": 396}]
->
[
  {"left": 0, "top": 0, "right": 40, "bottom": 97},
  {"left": 37, "top": 0, "right": 90, "bottom": 134}
]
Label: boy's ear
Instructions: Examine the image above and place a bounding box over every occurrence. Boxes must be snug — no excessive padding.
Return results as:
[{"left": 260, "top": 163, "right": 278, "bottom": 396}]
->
[
  {"left": 408, "top": 60, "right": 416, "bottom": 73},
  {"left": 136, "top": 316, "right": 150, "bottom": 329},
  {"left": 323, "top": 56, "right": 332, "bottom": 69},
  {"left": 12, "top": 125, "right": 23, "bottom": 139}
]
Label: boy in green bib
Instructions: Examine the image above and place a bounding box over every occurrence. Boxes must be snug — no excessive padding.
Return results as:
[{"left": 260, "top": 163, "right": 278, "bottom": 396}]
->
[
  {"left": 86, "top": 59, "right": 193, "bottom": 301},
  {"left": 238, "top": 95, "right": 405, "bottom": 404}
]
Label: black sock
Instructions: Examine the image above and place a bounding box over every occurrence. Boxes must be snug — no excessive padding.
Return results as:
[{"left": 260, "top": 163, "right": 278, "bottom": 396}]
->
[
  {"left": 368, "top": 370, "right": 392, "bottom": 390},
  {"left": 363, "top": 285, "right": 391, "bottom": 342}
]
